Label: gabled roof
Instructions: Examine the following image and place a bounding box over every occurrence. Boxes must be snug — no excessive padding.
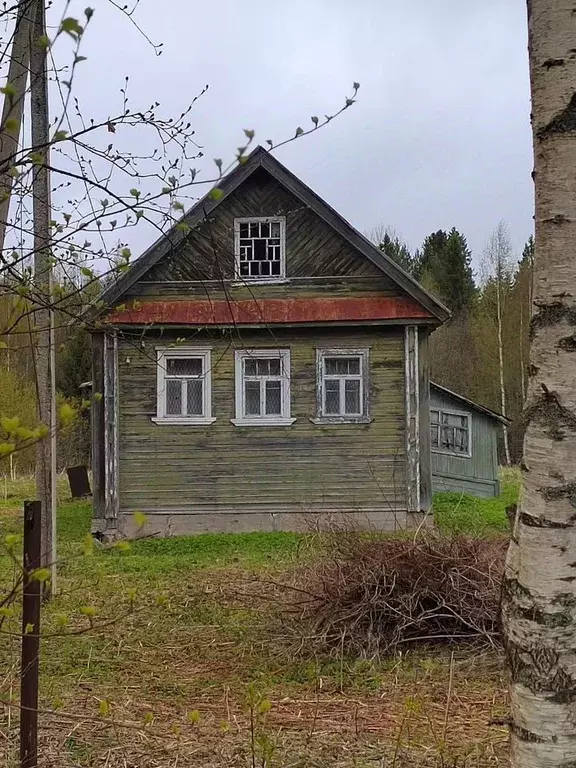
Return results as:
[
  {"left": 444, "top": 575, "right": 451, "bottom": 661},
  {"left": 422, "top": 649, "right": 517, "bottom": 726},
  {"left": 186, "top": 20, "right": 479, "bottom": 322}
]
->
[
  {"left": 98, "top": 146, "right": 450, "bottom": 321},
  {"left": 430, "top": 382, "right": 511, "bottom": 425}
]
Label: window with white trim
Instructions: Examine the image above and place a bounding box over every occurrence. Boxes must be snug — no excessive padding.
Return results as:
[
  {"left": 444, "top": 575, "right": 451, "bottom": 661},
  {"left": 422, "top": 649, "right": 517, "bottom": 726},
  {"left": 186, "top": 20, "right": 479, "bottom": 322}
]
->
[
  {"left": 233, "top": 349, "right": 294, "bottom": 426},
  {"left": 234, "top": 217, "right": 285, "bottom": 280},
  {"left": 154, "top": 348, "right": 215, "bottom": 425},
  {"left": 314, "top": 349, "right": 370, "bottom": 423},
  {"left": 430, "top": 409, "right": 470, "bottom": 456}
]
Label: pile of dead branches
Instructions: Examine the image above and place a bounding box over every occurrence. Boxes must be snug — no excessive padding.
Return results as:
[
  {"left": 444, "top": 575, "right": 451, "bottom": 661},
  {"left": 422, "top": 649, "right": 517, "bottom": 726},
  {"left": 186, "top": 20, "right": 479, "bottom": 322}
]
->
[{"left": 285, "top": 532, "right": 506, "bottom": 657}]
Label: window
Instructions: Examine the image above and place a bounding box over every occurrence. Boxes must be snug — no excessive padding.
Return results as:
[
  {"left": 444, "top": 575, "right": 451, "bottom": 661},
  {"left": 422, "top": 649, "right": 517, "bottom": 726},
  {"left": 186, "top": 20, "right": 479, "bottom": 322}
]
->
[
  {"left": 234, "top": 217, "right": 286, "bottom": 280},
  {"left": 430, "top": 409, "right": 470, "bottom": 456},
  {"left": 153, "top": 348, "right": 215, "bottom": 425},
  {"left": 233, "top": 349, "right": 295, "bottom": 426},
  {"left": 313, "top": 349, "right": 371, "bottom": 424}
]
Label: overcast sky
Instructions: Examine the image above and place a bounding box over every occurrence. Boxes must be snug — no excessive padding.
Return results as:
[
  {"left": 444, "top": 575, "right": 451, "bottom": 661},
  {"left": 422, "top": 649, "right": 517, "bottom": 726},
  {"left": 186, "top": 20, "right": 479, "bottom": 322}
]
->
[{"left": 63, "top": 0, "right": 532, "bottom": 274}]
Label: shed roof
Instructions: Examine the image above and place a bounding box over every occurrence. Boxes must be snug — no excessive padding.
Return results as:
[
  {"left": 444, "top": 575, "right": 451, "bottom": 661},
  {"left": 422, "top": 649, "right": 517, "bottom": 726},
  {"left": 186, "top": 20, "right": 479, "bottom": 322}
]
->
[
  {"left": 430, "top": 382, "right": 511, "bottom": 425},
  {"left": 96, "top": 146, "right": 450, "bottom": 322}
]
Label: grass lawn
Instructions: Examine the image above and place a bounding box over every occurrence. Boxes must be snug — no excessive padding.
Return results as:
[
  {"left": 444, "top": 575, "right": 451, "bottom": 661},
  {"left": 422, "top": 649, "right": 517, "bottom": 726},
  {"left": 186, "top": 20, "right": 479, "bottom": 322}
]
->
[{"left": 0, "top": 472, "right": 518, "bottom": 767}]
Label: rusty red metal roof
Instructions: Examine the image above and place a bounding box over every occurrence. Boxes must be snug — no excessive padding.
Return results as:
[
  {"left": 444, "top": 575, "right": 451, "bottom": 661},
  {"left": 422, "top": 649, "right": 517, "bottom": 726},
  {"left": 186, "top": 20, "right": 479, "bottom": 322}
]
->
[{"left": 106, "top": 296, "right": 433, "bottom": 325}]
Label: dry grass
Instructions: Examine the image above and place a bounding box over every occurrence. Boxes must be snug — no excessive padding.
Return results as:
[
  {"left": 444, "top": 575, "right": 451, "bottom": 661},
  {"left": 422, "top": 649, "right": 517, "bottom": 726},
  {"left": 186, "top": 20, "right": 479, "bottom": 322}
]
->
[{"left": 0, "top": 492, "right": 510, "bottom": 767}]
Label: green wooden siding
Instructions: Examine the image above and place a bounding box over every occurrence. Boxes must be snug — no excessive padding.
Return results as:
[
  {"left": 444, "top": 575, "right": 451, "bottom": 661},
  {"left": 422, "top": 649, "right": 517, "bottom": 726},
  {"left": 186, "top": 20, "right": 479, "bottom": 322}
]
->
[
  {"left": 430, "top": 388, "right": 500, "bottom": 498},
  {"left": 116, "top": 327, "right": 407, "bottom": 520}
]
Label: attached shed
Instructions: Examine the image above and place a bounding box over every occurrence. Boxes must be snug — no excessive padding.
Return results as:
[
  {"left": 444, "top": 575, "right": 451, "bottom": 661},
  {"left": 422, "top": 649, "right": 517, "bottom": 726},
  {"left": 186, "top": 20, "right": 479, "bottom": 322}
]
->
[{"left": 430, "top": 383, "right": 509, "bottom": 499}]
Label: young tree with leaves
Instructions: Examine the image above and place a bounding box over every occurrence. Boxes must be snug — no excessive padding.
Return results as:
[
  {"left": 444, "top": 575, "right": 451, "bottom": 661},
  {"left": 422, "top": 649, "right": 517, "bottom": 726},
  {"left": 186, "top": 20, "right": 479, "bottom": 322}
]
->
[{"left": 482, "top": 222, "right": 514, "bottom": 465}]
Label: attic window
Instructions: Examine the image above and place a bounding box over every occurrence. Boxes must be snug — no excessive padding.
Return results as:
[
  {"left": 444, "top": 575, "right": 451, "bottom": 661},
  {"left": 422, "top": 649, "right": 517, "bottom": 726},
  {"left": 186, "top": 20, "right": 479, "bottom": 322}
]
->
[{"left": 234, "top": 217, "right": 285, "bottom": 280}]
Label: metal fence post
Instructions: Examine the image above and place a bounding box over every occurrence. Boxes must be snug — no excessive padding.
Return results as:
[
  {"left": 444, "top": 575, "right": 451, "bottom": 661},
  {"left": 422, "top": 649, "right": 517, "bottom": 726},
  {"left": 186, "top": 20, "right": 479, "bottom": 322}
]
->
[{"left": 20, "top": 500, "right": 41, "bottom": 768}]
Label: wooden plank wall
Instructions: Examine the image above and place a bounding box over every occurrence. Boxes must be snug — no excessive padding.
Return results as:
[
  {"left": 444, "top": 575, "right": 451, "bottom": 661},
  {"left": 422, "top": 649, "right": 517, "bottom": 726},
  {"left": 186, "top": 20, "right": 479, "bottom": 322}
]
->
[{"left": 115, "top": 326, "right": 407, "bottom": 531}]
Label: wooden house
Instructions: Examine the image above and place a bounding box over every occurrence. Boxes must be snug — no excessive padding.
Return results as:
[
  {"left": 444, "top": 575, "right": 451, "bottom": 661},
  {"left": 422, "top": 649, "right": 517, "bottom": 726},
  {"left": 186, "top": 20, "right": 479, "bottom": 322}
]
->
[
  {"left": 90, "top": 146, "right": 450, "bottom": 538},
  {"left": 430, "top": 383, "right": 509, "bottom": 498}
]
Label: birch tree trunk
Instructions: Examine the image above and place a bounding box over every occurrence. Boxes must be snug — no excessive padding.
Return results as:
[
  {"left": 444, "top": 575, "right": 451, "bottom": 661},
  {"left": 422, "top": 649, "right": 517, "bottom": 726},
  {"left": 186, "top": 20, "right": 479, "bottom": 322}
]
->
[
  {"left": 496, "top": 275, "right": 511, "bottom": 465},
  {"left": 502, "top": 2, "right": 576, "bottom": 765}
]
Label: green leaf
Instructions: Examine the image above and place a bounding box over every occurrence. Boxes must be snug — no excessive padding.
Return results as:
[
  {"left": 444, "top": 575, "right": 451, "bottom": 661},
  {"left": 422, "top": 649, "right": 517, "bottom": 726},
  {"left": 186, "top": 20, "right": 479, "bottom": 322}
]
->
[
  {"left": 74, "top": 55, "right": 87, "bottom": 64},
  {"left": 113, "top": 540, "right": 131, "bottom": 552},
  {"left": 144, "top": 711, "right": 154, "bottom": 725},
  {"left": 258, "top": 698, "right": 272, "bottom": 715},
  {"left": 1, "top": 416, "right": 21, "bottom": 433},
  {"left": 80, "top": 266, "right": 94, "bottom": 278},
  {"left": 172, "top": 201, "right": 184, "bottom": 212},
  {"left": 37, "top": 35, "right": 50, "bottom": 50},
  {"left": 243, "top": 129, "right": 255, "bottom": 140},
  {"left": 0, "top": 442, "right": 15, "bottom": 457},
  {"left": 60, "top": 18, "right": 84, "bottom": 37},
  {"left": 0, "top": 84, "right": 16, "bottom": 98},
  {"left": 0, "top": 607, "right": 14, "bottom": 618},
  {"left": 134, "top": 511, "right": 147, "bottom": 529},
  {"left": 188, "top": 709, "right": 201, "bottom": 724},
  {"left": 176, "top": 222, "right": 191, "bottom": 234},
  {"left": 5, "top": 118, "right": 20, "bottom": 134},
  {"left": 52, "top": 130, "right": 68, "bottom": 142},
  {"left": 129, "top": 188, "right": 140, "bottom": 198},
  {"left": 310, "top": 116, "right": 319, "bottom": 126},
  {"left": 30, "top": 568, "right": 51, "bottom": 583},
  {"left": 56, "top": 613, "right": 68, "bottom": 629},
  {"left": 295, "top": 127, "right": 304, "bottom": 137},
  {"left": 25, "top": 622, "right": 35, "bottom": 635},
  {"left": 59, "top": 402, "right": 76, "bottom": 425},
  {"left": 98, "top": 699, "right": 110, "bottom": 717},
  {"left": 209, "top": 188, "right": 224, "bottom": 201},
  {"left": 120, "top": 247, "right": 131, "bottom": 259},
  {"left": 80, "top": 605, "right": 97, "bottom": 618}
]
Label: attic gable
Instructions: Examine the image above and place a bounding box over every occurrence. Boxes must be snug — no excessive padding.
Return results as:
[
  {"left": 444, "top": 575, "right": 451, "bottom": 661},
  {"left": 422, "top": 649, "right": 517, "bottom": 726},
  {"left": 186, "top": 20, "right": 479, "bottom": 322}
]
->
[
  {"left": 143, "top": 167, "right": 383, "bottom": 284},
  {"left": 99, "top": 146, "right": 450, "bottom": 322}
]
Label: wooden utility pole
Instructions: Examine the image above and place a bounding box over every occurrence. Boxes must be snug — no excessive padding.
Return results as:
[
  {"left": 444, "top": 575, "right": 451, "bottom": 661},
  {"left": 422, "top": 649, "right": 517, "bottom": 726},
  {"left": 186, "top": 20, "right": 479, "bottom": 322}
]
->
[
  {"left": 0, "top": 0, "right": 31, "bottom": 254},
  {"left": 29, "top": 0, "right": 56, "bottom": 595}
]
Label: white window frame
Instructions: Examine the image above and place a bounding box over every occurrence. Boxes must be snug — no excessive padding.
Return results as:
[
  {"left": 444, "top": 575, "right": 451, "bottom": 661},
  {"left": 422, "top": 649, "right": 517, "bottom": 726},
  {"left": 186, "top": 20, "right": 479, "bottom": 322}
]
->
[
  {"left": 430, "top": 407, "right": 471, "bottom": 457},
  {"left": 312, "top": 348, "right": 371, "bottom": 425},
  {"left": 152, "top": 347, "right": 215, "bottom": 425},
  {"left": 232, "top": 348, "right": 295, "bottom": 427},
  {"left": 233, "top": 216, "right": 286, "bottom": 282}
]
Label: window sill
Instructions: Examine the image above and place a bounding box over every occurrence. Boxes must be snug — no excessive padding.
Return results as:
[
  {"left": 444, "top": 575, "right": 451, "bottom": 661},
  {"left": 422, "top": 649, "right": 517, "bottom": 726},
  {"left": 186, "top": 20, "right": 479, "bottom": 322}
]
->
[
  {"left": 231, "top": 278, "right": 288, "bottom": 287},
  {"left": 152, "top": 417, "right": 216, "bottom": 426},
  {"left": 230, "top": 417, "right": 296, "bottom": 427},
  {"left": 310, "top": 416, "right": 373, "bottom": 425}
]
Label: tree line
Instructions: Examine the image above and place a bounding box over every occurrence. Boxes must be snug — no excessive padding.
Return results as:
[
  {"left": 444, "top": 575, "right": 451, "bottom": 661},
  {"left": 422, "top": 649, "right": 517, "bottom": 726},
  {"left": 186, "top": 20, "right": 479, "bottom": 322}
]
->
[{"left": 371, "top": 223, "right": 533, "bottom": 463}]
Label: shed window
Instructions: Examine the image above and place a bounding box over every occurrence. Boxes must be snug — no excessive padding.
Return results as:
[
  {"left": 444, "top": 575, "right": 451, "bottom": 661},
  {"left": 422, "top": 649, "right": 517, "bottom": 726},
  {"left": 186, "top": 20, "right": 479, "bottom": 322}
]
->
[
  {"left": 314, "top": 348, "right": 371, "bottom": 424},
  {"left": 232, "top": 349, "right": 295, "bottom": 426},
  {"left": 154, "top": 348, "right": 215, "bottom": 425},
  {"left": 431, "top": 409, "right": 470, "bottom": 456},
  {"left": 234, "top": 217, "right": 285, "bottom": 280}
]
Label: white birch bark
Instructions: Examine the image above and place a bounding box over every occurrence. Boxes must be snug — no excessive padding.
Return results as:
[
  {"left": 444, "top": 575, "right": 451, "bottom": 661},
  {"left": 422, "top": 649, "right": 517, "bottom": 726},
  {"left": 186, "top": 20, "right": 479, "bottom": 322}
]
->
[{"left": 502, "top": 2, "right": 576, "bottom": 765}]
